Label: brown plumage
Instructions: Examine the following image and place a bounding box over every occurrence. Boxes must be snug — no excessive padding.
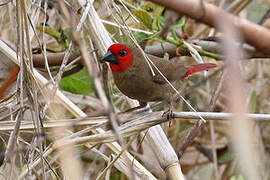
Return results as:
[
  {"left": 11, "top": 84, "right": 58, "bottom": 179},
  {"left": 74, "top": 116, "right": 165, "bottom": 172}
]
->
[{"left": 102, "top": 44, "right": 216, "bottom": 107}]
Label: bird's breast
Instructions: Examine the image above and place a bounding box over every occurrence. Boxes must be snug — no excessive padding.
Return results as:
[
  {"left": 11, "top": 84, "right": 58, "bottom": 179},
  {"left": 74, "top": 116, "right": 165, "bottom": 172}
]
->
[{"left": 112, "top": 67, "right": 176, "bottom": 102}]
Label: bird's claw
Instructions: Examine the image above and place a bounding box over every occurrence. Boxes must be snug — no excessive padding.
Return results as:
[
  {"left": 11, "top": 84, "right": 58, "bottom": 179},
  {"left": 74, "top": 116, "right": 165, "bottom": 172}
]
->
[{"left": 162, "top": 109, "right": 174, "bottom": 126}]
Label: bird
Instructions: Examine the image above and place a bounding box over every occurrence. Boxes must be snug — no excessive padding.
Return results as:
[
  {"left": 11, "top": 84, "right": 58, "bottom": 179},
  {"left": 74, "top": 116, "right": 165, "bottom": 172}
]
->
[{"left": 102, "top": 43, "right": 217, "bottom": 111}]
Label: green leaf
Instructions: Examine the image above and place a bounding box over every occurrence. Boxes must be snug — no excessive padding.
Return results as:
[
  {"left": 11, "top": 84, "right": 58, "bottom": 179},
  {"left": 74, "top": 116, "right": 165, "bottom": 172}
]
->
[
  {"left": 153, "top": 5, "right": 164, "bottom": 18},
  {"left": 141, "top": 2, "right": 164, "bottom": 17},
  {"left": 248, "top": 90, "right": 257, "bottom": 113},
  {"left": 36, "top": 26, "right": 72, "bottom": 48},
  {"left": 179, "top": 123, "right": 193, "bottom": 132},
  {"left": 153, "top": 15, "right": 166, "bottom": 31},
  {"left": 36, "top": 26, "right": 61, "bottom": 41},
  {"left": 104, "top": 23, "right": 130, "bottom": 44},
  {"left": 133, "top": 31, "right": 151, "bottom": 43},
  {"left": 176, "top": 17, "right": 186, "bottom": 30},
  {"left": 230, "top": 174, "right": 245, "bottom": 180},
  {"left": 149, "top": 31, "right": 161, "bottom": 39},
  {"left": 132, "top": 9, "right": 153, "bottom": 29},
  {"left": 59, "top": 68, "right": 93, "bottom": 94},
  {"left": 182, "top": 97, "right": 197, "bottom": 111},
  {"left": 170, "top": 17, "right": 186, "bottom": 40},
  {"left": 140, "top": 2, "right": 164, "bottom": 31},
  {"left": 171, "top": 29, "right": 179, "bottom": 41},
  {"left": 217, "top": 151, "right": 234, "bottom": 164},
  {"left": 59, "top": 28, "right": 73, "bottom": 48},
  {"left": 110, "top": 172, "right": 121, "bottom": 180}
]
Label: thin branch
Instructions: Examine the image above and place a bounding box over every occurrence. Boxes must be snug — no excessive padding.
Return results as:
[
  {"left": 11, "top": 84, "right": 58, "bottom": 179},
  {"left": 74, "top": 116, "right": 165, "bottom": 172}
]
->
[{"left": 1, "top": 111, "right": 270, "bottom": 132}]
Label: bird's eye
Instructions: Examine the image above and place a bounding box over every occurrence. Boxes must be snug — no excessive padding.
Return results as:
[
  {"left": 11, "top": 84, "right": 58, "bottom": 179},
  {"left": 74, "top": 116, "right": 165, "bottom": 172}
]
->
[{"left": 119, "top": 49, "right": 128, "bottom": 57}]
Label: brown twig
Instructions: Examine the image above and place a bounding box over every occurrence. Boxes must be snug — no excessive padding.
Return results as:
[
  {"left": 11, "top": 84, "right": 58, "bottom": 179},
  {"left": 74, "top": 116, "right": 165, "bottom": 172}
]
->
[
  {"left": 177, "top": 67, "right": 224, "bottom": 164},
  {"left": 144, "top": 42, "right": 188, "bottom": 58},
  {"left": 178, "top": 120, "right": 203, "bottom": 159},
  {"left": 160, "top": 11, "right": 181, "bottom": 39},
  {"left": 147, "top": 0, "right": 270, "bottom": 55},
  {"left": 259, "top": 8, "right": 270, "bottom": 25},
  {"left": 32, "top": 52, "right": 81, "bottom": 68},
  {"left": 191, "top": 39, "right": 269, "bottom": 58},
  {"left": 208, "top": 71, "right": 226, "bottom": 178}
]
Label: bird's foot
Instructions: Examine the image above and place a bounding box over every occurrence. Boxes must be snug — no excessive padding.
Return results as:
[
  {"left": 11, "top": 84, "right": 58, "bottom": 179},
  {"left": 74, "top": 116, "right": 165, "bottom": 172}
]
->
[{"left": 162, "top": 109, "right": 174, "bottom": 126}]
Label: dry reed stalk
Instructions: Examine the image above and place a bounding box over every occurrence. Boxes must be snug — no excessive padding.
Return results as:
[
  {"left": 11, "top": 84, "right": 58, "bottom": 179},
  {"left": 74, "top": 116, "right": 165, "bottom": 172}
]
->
[
  {"left": 1, "top": 111, "right": 270, "bottom": 132},
  {"left": 218, "top": 14, "right": 264, "bottom": 178},
  {"left": 49, "top": 104, "right": 83, "bottom": 179},
  {"left": 173, "top": 111, "right": 270, "bottom": 121},
  {"left": 2, "top": 1, "right": 41, "bottom": 178},
  {"left": 1, "top": 98, "right": 270, "bottom": 129},
  {"left": 227, "top": 0, "right": 252, "bottom": 14},
  {"left": 208, "top": 72, "right": 225, "bottom": 179},
  {"left": 145, "top": 125, "right": 185, "bottom": 180}
]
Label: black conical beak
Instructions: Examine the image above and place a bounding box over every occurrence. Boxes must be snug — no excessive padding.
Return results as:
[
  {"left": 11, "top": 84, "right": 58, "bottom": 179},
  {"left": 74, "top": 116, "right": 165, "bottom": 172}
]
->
[{"left": 102, "top": 51, "right": 119, "bottom": 65}]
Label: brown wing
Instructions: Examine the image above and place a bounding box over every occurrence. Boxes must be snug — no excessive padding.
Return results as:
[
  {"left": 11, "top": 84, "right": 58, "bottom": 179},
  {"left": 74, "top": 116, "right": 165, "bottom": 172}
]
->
[
  {"left": 149, "top": 55, "right": 188, "bottom": 84},
  {"left": 125, "top": 44, "right": 188, "bottom": 84}
]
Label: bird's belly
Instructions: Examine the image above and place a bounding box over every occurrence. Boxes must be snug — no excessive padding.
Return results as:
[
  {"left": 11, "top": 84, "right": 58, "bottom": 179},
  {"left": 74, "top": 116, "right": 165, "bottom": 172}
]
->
[{"left": 113, "top": 72, "right": 175, "bottom": 102}]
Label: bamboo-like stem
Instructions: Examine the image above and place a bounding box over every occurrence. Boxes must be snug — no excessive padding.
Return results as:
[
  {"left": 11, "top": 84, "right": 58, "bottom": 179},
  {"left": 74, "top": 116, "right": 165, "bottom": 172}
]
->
[
  {"left": 2, "top": 109, "right": 269, "bottom": 152},
  {"left": 219, "top": 14, "right": 261, "bottom": 178},
  {"left": 173, "top": 111, "right": 270, "bottom": 121},
  {"left": 146, "top": 125, "right": 185, "bottom": 180},
  {"left": 1, "top": 111, "right": 270, "bottom": 132},
  {"left": 166, "top": 164, "right": 185, "bottom": 180},
  {"left": 49, "top": 104, "right": 83, "bottom": 179}
]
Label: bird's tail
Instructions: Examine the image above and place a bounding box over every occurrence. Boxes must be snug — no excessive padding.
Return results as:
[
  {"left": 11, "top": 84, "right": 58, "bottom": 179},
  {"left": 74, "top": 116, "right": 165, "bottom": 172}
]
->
[{"left": 183, "top": 63, "right": 217, "bottom": 78}]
